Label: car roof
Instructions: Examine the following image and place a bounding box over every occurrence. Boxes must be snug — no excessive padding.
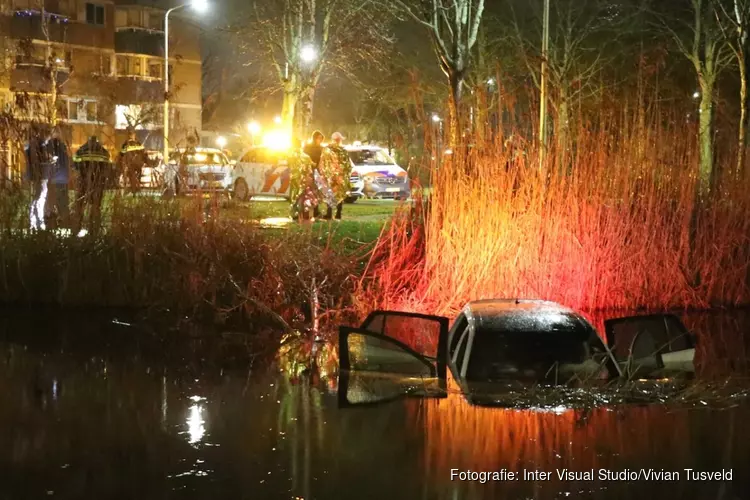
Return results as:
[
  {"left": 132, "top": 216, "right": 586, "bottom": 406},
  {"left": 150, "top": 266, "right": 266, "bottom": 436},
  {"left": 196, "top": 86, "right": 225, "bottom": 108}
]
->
[{"left": 462, "top": 299, "right": 592, "bottom": 335}]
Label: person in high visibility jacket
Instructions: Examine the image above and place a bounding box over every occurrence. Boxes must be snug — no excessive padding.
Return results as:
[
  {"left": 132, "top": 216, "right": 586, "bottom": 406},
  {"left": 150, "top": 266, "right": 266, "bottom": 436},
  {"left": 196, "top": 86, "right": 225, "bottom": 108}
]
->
[
  {"left": 117, "top": 129, "right": 147, "bottom": 195},
  {"left": 72, "top": 136, "right": 111, "bottom": 235}
]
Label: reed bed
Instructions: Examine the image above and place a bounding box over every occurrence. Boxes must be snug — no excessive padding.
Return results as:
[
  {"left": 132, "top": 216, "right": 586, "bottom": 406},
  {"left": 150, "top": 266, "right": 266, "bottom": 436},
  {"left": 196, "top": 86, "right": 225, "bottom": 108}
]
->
[{"left": 362, "top": 114, "right": 750, "bottom": 317}]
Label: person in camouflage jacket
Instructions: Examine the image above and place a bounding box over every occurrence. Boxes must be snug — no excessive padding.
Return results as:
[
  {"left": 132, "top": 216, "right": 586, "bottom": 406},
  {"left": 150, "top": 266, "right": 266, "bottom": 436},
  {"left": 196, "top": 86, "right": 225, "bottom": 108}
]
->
[
  {"left": 288, "top": 149, "right": 319, "bottom": 221},
  {"left": 319, "top": 132, "right": 351, "bottom": 219}
]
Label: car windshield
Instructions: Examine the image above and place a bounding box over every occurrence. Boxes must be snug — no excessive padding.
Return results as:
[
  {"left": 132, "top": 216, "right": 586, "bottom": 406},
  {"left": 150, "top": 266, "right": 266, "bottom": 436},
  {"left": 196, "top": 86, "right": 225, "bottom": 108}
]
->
[
  {"left": 172, "top": 152, "right": 226, "bottom": 165},
  {"left": 465, "top": 329, "right": 591, "bottom": 382},
  {"left": 348, "top": 149, "right": 394, "bottom": 166}
]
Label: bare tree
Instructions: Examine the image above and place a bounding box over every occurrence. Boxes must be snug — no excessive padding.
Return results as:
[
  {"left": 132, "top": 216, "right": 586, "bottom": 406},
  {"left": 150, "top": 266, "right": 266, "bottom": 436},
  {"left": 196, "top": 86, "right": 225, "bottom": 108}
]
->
[
  {"left": 390, "top": 0, "right": 486, "bottom": 148},
  {"left": 717, "top": 0, "right": 750, "bottom": 178},
  {"left": 510, "top": 0, "right": 629, "bottom": 170},
  {"left": 661, "top": 0, "right": 733, "bottom": 196},
  {"left": 233, "top": 0, "right": 391, "bottom": 141}
]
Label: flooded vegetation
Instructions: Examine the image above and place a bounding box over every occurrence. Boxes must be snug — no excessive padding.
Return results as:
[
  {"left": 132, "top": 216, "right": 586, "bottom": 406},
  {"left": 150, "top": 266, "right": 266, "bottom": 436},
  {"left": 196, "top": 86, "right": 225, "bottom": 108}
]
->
[{"left": 1, "top": 309, "right": 748, "bottom": 499}]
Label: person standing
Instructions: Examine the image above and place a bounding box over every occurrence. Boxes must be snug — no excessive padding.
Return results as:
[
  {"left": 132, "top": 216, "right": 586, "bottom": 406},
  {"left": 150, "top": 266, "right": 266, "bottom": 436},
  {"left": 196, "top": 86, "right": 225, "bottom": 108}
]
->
[
  {"left": 289, "top": 146, "right": 318, "bottom": 221},
  {"left": 25, "top": 125, "right": 54, "bottom": 231},
  {"left": 72, "top": 136, "right": 111, "bottom": 235},
  {"left": 46, "top": 127, "right": 71, "bottom": 229},
  {"left": 303, "top": 130, "right": 332, "bottom": 219},
  {"left": 319, "top": 131, "right": 351, "bottom": 219},
  {"left": 117, "top": 128, "right": 147, "bottom": 195}
]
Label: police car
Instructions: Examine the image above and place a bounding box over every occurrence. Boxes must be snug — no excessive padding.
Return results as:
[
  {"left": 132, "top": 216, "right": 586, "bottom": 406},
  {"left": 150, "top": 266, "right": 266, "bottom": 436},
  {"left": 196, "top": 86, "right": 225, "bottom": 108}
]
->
[
  {"left": 231, "top": 146, "right": 291, "bottom": 200},
  {"left": 163, "top": 147, "right": 233, "bottom": 195},
  {"left": 345, "top": 145, "right": 410, "bottom": 201}
]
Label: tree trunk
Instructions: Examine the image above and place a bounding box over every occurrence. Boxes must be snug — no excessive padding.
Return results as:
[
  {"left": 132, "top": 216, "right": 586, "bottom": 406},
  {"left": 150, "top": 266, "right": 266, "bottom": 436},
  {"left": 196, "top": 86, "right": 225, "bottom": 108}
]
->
[
  {"left": 281, "top": 81, "right": 298, "bottom": 142},
  {"left": 448, "top": 69, "right": 464, "bottom": 149},
  {"left": 738, "top": 52, "right": 747, "bottom": 179},
  {"left": 294, "top": 84, "right": 316, "bottom": 141},
  {"left": 698, "top": 81, "right": 714, "bottom": 197}
]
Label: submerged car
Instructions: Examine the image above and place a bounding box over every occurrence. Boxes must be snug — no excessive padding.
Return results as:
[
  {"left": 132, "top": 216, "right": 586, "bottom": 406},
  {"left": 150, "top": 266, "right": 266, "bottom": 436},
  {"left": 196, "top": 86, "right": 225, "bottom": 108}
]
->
[
  {"left": 338, "top": 299, "right": 696, "bottom": 407},
  {"left": 164, "top": 147, "right": 233, "bottom": 195},
  {"left": 345, "top": 145, "right": 410, "bottom": 201}
]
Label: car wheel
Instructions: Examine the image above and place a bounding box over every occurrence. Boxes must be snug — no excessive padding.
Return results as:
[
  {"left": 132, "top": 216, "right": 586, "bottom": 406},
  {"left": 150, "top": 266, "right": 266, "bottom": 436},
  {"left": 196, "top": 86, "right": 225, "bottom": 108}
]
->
[
  {"left": 344, "top": 196, "right": 357, "bottom": 204},
  {"left": 233, "top": 178, "right": 249, "bottom": 201}
]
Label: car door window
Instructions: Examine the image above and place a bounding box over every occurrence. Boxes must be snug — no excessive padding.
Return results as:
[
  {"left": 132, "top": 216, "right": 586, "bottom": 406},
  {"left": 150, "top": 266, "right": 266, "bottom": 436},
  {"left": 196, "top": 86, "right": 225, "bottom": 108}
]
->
[
  {"left": 449, "top": 314, "right": 468, "bottom": 358},
  {"left": 452, "top": 325, "right": 470, "bottom": 368},
  {"left": 342, "top": 329, "right": 434, "bottom": 376},
  {"left": 605, "top": 314, "right": 693, "bottom": 363},
  {"left": 361, "top": 312, "right": 447, "bottom": 362}
]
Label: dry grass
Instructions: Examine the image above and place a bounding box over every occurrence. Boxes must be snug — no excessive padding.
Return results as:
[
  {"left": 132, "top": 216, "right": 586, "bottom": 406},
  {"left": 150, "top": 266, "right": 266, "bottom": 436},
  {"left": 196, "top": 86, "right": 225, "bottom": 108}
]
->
[{"left": 361, "top": 112, "right": 750, "bottom": 317}]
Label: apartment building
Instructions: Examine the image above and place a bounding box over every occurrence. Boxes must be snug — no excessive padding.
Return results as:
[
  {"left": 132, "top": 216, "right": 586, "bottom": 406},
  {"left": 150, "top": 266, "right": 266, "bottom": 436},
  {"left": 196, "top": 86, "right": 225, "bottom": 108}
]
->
[{"left": 0, "top": 0, "right": 202, "bottom": 180}]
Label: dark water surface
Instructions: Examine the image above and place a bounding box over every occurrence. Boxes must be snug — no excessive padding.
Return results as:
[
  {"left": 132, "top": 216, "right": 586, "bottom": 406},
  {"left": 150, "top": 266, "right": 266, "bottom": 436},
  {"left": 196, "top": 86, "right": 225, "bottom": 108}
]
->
[{"left": 1, "top": 309, "right": 749, "bottom": 499}]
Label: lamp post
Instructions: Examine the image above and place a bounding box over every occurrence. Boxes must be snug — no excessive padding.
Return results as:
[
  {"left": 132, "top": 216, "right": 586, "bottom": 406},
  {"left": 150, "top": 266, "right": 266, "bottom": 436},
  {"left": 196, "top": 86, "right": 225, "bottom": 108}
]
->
[
  {"left": 432, "top": 113, "right": 443, "bottom": 169},
  {"left": 163, "top": 0, "right": 208, "bottom": 164}
]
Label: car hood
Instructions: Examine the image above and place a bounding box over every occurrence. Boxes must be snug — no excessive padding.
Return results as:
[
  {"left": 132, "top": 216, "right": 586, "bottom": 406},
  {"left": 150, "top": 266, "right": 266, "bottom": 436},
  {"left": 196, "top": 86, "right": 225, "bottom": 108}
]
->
[{"left": 351, "top": 164, "right": 408, "bottom": 178}]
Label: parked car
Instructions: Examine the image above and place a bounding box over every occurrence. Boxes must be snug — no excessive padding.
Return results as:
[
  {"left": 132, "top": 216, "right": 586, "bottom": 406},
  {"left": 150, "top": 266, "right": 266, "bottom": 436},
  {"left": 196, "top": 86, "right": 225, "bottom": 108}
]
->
[
  {"left": 338, "top": 299, "right": 696, "bottom": 407},
  {"left": 163, "top": 147, "right": 233, "bottom": 196},
  {"left": 232, "top": 146, "right": 291, "bottom": 201},
  {"left": 345, "top": 145, "right": 410, "bottom": 201}
]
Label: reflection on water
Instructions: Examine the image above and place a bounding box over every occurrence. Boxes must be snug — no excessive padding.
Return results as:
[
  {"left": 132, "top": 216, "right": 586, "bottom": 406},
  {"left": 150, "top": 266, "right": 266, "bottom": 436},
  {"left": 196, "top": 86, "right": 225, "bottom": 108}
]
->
[
  {"left": 0, "top": 311, "right": 748, "bottom": 499},
  {"left": 186, "top": 403, "right": 206, "bottom": 445}
]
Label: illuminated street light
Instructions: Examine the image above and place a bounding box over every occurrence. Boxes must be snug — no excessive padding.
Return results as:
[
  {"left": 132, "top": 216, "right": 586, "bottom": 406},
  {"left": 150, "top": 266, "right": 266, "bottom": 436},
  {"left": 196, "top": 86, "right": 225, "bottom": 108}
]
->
[
  {"left": 248, "top": 121, "right": 261, "bottom": 135},
  {"left": 300, "top": 45, "right": 317, "bottom": 63},
  {"left": 164, "top": 0, "right": 211, "bottom": 167},
  {"left": 216, "top": 136, "right": 227, "bottom": 148},
  {"left": 191, "top": 0, "right": 208, "bottom": 13},
  {"left": 274, "top": 115, "right": 282, "bottom": 124},
  {"left": 432, "top": 113, "right": 441, "bottom": 123}
]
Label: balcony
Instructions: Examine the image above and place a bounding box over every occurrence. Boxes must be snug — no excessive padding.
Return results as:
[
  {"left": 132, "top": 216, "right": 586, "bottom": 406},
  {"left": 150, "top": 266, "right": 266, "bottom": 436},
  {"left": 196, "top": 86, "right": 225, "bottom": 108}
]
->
[
  {"left": 115, "top": 29, "right": 164, "bottom": 57},
  {"left": 10, "top": 64, "right": 69, "bottom": 93},
  {"left": 10, "top": 11, "right": 113, "bottom": 48},
  {"left": 113, "top": 77, "right": 163, "bottom": 103}
]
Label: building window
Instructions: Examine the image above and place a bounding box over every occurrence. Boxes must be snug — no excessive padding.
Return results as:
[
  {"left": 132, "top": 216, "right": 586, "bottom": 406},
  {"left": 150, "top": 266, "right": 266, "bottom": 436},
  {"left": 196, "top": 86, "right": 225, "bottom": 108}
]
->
[
  {"left": 85, "top": 3, "right": 105, "bottom": 26},
  {"left": 127, "top": 8, "right": 141, "bottom": 27},
  {"left": 65, "top": 99, "right": 98, "bottom": 123},
  {"left": 149, "top": 13, "right": 164, "bottom": 31},
  {"left": 116, "top": 55, "right": 129, "bottom": 75},
  {"left": 58, "top": 0, "right": 74, "bottom": 16},
  {"left": 133, "top": 57, "right": 142, "bottom": 76},
  {"left": 85, "top": 101, "right": 97, "bottom": 122},
  {"left": 148, "top": 60, "right": 162, "bottom": 79}
]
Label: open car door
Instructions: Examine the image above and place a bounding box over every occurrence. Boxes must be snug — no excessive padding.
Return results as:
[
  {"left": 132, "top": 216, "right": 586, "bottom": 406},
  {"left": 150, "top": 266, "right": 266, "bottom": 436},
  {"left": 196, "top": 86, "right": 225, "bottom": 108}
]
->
[
  {"left": 605, "top": 314, "right": 696, "bottom": 378},
  {"left": 338, "top": 312, "right": 450, "bottom": 407}
]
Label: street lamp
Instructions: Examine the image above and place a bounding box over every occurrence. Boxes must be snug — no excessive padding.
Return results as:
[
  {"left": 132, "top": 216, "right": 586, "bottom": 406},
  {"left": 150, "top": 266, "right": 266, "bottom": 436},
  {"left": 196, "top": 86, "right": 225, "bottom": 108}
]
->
[
  {"left": 300, "top": 45, "right": 317, "bottom": 63},
  {"left": 248, "top": 121, "right": 261, "bottom": 135},
  {"left": 431, "top": 114, "right": 443, "bottom": 169},
  {"left": 163, "top": 0, "right": 209, "bottom": 164}
]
